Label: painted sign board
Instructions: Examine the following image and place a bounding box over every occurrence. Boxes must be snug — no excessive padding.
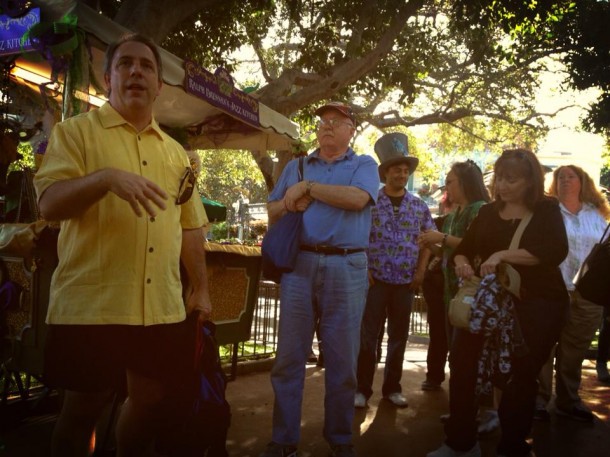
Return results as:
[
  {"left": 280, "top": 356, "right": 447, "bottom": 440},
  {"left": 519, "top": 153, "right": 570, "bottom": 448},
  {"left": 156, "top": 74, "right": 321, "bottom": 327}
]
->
[
  {"left": 184, "top": 60, "right": 260, "bottom": 128},
  {"left": 0, "top": 7, "right": 40, "bottom": 57}
]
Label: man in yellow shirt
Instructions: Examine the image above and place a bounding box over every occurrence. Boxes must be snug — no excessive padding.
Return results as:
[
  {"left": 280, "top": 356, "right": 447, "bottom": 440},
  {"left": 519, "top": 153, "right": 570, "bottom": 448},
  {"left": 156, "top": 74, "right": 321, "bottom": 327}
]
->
[{"left": 34, "top": 34, "right": 211, "bottom": 457}]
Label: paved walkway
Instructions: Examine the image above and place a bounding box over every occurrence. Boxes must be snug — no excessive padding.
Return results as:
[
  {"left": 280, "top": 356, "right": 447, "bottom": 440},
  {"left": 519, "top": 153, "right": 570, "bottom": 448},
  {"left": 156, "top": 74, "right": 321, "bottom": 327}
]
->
[{"left": 1, "top": 343, "right": 609, "bottom": 456}]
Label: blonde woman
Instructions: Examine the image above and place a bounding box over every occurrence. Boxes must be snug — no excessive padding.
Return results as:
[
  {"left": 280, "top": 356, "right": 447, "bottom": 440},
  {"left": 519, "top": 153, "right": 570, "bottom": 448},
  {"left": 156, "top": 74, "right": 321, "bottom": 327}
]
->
[{"left": 536, "top": 165, "right": 610, "bottom": 422}]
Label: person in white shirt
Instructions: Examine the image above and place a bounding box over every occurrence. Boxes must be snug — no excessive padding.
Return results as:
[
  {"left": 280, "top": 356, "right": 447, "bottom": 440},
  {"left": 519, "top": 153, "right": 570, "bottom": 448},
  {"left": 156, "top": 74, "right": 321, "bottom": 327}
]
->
[{"left": 536, "top": 165, "right": 610, "bottom": 422}]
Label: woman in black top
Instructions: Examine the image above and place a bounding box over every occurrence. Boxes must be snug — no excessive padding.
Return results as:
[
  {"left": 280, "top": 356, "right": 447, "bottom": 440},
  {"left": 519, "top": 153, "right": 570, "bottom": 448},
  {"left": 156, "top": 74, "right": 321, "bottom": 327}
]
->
[{"left": 427, "top": 149, "right": 569, "bottom": 457}]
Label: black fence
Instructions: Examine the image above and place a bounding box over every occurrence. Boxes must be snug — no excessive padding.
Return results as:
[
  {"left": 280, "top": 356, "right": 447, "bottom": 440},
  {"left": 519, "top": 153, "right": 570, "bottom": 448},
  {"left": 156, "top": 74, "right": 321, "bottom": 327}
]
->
[
  {"left": 1, "top": 280, "right": 431, "bottom": 399},
  {"left": 220, "top": 281, "right": 431, "bottom": 364}
]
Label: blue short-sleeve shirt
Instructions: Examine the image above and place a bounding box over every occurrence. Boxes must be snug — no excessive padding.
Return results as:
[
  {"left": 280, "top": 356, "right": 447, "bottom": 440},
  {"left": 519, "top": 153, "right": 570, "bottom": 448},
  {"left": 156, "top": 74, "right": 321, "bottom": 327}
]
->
[{"left": 269, "top": 148, "right": 380, "bottom": 248}]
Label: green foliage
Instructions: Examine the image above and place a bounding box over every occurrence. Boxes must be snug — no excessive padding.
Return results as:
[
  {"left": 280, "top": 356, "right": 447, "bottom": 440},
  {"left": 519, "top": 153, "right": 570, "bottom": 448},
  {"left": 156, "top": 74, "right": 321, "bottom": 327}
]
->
[
  {"left": 160, "top": 1, "right": 276, "bottom": 73},
  {"left": 415, "top": 118, "right": 543, "bottom": 184},
  {"left": 547, "top": 1, "right": 610, "bottom": 133},
  {"left": 195, "top": 149, "right": 268, "bottom": 208},
  {"left": 209, "top": 221, "right": 232, "bottom": 240},
  {"left": 426, "top": 118, "right": 543, "bottom": 155},
  {"left": 9, "top": 143, "right": 35, "bottom": 172},
  {"left": 452, "top": 1, "right": 610, "bottom": 136},
  {"left": 98, "top": 0, "right": 594, "bottom": 185}
]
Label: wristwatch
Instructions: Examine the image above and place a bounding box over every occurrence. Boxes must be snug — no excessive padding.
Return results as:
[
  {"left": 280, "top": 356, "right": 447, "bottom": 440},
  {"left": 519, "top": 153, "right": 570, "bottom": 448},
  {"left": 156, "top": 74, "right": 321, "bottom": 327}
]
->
[{"left": 305, "top": 180, "right": 315, "bottom": 197}]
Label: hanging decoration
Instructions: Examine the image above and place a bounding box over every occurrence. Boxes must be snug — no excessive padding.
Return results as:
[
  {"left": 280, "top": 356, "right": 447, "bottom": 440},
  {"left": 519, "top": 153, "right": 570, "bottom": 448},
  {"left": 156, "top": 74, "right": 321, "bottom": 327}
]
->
[
  {"left": 21, "top": 12, "right": 89, "bottom": 119},
  {"left": 21, "top": 13, "right": 78, "bottom": 75}
]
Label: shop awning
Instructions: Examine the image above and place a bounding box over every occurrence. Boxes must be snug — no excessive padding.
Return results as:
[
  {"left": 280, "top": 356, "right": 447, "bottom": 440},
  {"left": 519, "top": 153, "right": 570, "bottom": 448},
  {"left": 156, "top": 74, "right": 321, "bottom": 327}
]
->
[
  {"left": 201, "top": 196, "right": 227, "bottom": 223},
  {"left": 7, "top": 2, "right": 299, "bottom": 151}
]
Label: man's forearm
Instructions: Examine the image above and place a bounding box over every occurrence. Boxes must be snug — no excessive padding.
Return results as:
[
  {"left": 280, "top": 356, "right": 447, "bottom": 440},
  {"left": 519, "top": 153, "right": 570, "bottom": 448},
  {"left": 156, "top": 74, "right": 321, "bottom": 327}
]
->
[
  {"left": 308, "top": 183, "right": 370, "bottom": 210},
  {"left": 181, "top": 227, "right": 212, "bottom": 321},
  {"left": 38, "top": 169, "right": 109, "bottom": 221},
  {"left": 181, "top": 228, "right": 210, "bottom": 291}
]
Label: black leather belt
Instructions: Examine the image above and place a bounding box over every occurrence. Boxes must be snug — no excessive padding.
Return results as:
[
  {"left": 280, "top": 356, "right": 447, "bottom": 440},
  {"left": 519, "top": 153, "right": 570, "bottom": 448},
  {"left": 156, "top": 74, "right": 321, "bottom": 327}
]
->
[{"left": 300, "top": 244, "right": 365, "bottom": 255}]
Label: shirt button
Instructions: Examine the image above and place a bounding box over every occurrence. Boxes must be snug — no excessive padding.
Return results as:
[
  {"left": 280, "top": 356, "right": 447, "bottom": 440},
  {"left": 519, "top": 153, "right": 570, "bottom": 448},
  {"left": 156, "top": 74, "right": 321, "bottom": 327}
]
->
[
  {"left": 150, "top": 217, "right": 155, "bottom": 222},
  {"left": 142, "top": 160, "right": 148, "bottom": 166},
  {"left": 138, "top": 135, "right": 141, "bottom": 141},
  {"left": 146, "top": 278, "right": 151, "bottom": 284},
  {"left": 149, "top": 247, "right": 154, "bottom": 253}
]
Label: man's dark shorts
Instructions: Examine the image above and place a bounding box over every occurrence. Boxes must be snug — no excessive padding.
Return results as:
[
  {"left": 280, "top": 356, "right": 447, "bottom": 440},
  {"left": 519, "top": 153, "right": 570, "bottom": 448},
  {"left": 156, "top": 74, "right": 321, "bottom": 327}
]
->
[{"left": 44, "top": 318, "right": 196, "bottom": 394}]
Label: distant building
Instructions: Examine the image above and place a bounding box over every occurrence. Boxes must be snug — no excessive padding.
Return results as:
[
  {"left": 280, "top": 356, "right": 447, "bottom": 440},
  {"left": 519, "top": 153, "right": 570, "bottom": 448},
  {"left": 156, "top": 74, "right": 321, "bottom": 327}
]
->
[{"left": 537, "top": 129, "right": 604, "bottom": 186}]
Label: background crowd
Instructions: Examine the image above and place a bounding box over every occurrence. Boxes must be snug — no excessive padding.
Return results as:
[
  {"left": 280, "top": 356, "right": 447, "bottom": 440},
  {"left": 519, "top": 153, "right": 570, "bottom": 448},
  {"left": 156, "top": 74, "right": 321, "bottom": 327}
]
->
[{"left": 263, "top": 104, "right": 609, "bottom": 457}]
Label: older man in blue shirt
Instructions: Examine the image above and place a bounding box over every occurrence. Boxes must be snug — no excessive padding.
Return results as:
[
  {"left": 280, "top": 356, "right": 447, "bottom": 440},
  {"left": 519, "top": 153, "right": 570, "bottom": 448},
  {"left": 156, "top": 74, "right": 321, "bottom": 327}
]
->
[{"left": 260, "top": 102, "right": 380, "bottom": 457}]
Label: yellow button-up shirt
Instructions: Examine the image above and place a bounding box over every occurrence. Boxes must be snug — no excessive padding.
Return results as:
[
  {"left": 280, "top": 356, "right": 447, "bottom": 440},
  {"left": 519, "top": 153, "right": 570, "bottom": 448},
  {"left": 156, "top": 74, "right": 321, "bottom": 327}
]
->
[{"left": 34, "top": 103, "right": 208, "bottom": 326}]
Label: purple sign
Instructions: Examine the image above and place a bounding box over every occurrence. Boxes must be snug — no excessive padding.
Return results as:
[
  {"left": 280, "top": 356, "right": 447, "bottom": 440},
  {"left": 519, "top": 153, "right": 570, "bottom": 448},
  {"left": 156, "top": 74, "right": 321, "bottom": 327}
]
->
[
  {"left": 184, "top": 61, "right": 260, "bottom": 128},
  {"left": 0, "top": 7, "right": 40, "bottom": 57}
]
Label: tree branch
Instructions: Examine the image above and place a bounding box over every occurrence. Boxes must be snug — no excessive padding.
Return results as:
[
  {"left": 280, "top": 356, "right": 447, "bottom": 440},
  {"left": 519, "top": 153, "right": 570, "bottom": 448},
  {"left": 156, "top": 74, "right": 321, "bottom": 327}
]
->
[
  {"left": 367, "top": 104, "right": 577, "bottom": 131},
  {"left": 248, "top": 31, "right": 274, "bottom": 83},
  {"left": 345, "top": 0, "right": 378, "bottom": 55},
  {"left": 258, "top": 0, "right": 426, "bottom": 114}
]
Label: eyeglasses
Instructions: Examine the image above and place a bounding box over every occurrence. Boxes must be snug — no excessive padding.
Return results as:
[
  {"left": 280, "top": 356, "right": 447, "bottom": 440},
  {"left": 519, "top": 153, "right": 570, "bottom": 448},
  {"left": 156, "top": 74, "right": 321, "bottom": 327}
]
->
[
  {"left": 176, "top": 167, "right": 196, "bottom": 205},
  {"left": 316, "top": 118, "right": 353, "bottom": 130}
]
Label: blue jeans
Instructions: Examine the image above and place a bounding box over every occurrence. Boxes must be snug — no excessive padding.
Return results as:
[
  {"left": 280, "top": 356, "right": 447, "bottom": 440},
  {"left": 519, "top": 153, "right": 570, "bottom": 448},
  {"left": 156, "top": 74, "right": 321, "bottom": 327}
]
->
[
  {"left": 445, "top": 296, "right": 566, "bottom": 456},
  {"left": 356, "top": 280, "right": 414, "bottom": 398},
  {"left": 270, "top": 251, "right": 368, "bottom": 446}
]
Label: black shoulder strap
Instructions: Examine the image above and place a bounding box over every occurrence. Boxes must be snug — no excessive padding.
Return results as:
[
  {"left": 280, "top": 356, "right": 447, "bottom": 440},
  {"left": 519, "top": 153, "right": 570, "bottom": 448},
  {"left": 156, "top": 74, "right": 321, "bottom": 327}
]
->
[
  {"left": 600, "top": 221, "right": 610, "bottom": 244},
  {"left": 298, "top": 156, "right": 304, "bottom": 182}
]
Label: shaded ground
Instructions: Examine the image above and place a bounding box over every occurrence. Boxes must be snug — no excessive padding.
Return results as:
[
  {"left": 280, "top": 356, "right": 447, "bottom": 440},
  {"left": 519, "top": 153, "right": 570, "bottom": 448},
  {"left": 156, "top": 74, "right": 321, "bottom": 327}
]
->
[{"left": 1, "top": 344, "right": 608, "bottom": 457}]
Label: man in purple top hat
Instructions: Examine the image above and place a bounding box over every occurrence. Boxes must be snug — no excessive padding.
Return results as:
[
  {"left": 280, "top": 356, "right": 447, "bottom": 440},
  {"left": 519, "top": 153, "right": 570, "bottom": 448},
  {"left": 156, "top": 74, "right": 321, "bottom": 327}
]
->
[{"left": 354, "top": 132, "right": 433, "bottom": 409}]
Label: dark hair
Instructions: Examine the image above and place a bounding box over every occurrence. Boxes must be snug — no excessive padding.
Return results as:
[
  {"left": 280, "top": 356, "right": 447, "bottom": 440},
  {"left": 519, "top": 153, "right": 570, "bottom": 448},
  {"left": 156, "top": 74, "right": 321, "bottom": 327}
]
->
[
  {"left": 491, "top": 148, "right": 545, "bottom": 210},
  {"left": 450, "top": 160, "right": 490, "bottom": 204},
  {"left": 104, "top": 33, "right": 163, "bottom": 82}
]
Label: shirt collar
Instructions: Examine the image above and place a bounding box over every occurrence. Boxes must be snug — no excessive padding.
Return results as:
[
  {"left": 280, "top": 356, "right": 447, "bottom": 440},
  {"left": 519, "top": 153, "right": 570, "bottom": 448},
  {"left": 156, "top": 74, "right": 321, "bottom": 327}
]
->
[
  {"left": 559, "top": 201, "right": 592, "bottom": 217},
  {"left": 98, "top": 102, "right": 165, "bottom": 140},
  {"left": 306, "top": 147, "right": 355, "bottom": 163}
]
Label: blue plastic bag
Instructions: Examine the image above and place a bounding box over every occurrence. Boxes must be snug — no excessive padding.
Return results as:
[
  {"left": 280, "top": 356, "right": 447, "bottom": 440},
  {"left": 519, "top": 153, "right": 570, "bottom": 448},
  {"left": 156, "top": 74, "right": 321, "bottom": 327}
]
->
[
  {"left": 261, "top": 157, "right": 304, "bottom": 283},
  {"left": 261, "top": 210, "right": 303, "bottom": 283},
  {"left": 158, "top": 320, "right": 230, "bottom": 457},
  {"left": 187, "top": 321, "right": 231, "bottom": 456}
]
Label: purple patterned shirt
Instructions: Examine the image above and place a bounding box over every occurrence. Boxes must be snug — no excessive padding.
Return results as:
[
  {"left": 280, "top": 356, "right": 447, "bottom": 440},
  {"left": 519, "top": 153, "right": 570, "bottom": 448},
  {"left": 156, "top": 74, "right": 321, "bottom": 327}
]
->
[{"left": 368, "top": 188, "right": 434, "bottom": 284}]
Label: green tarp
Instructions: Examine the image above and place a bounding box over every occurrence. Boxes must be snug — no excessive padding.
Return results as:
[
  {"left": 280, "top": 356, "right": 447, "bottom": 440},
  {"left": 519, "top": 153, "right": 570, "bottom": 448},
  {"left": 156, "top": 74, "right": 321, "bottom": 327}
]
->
[{"left": 201, "top": 196, "right": 227, "bottom": 222}]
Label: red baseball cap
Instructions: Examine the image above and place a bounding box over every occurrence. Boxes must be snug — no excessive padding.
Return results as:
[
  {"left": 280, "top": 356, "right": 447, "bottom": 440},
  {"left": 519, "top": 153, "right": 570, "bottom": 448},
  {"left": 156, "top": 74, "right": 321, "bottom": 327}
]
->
[{"left": 314, "top": 101, "right": 356, "bottom": 124}]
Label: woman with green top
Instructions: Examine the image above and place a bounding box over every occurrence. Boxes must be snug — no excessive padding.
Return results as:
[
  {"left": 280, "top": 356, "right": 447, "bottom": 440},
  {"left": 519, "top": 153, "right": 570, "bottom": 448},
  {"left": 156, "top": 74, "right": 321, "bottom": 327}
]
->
[{"left": 418, "top": 160, "right": 490, "bottom": 391}]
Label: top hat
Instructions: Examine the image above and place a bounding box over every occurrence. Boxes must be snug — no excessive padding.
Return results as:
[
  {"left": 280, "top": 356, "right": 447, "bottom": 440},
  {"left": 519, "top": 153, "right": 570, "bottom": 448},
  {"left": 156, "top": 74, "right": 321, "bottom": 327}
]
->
[
  {"left": 314, "top": 101, "right": 356, "bottom": 124},
  {"left": 374, "top": 132, "right": 419, "bottom": 182}
]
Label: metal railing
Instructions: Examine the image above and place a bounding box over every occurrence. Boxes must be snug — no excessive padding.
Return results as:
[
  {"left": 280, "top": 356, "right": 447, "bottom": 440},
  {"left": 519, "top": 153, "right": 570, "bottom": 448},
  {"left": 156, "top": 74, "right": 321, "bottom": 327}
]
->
[
  {"left": 1, "top": 282, "right": 429, "bottom": 399},
  {"left": 229, "top": 280, "right": 281, "bottom": 361},
  {"left": 223, "top": 281, "right": 431, "bottom": 364}
]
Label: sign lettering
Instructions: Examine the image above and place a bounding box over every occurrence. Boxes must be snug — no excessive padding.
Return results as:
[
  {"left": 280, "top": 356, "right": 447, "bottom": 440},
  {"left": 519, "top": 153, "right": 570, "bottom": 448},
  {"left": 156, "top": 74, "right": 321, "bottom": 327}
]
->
[
  {"left": 0, "top": 7, "right": 40, "bottom": 57},
  {"left": 184, "top": 60, "right": 260, "bottom": 128}
]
